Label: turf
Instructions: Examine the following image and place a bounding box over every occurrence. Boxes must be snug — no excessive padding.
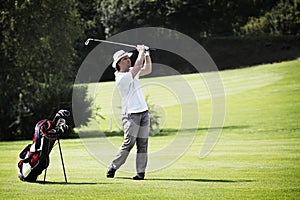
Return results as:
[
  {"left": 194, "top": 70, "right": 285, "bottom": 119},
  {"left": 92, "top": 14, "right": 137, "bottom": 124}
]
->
[{"left": 1, "top": 60, "right": 299, "bottom": 199}]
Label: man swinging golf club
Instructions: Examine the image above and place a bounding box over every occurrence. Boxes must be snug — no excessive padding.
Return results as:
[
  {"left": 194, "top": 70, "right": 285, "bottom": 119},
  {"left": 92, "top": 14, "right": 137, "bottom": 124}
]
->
[{"left": 106, "top": 45, "right": 152, "bottom": 180}]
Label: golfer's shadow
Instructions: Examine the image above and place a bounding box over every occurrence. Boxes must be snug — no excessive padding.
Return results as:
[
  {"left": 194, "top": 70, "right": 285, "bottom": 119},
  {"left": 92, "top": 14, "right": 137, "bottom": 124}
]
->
[
  {"left": 148, "top": 178, "right": 255, "bottom": 183},
  {"left": 117, "top": 177, "right": 255, "bottom": 183}
]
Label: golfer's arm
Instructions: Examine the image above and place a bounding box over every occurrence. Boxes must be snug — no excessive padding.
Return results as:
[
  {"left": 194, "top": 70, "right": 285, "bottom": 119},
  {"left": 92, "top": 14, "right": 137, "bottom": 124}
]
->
[
  {"left": 131, "top": 51, "right": 145, "bottom": 78},
  {"left": 140, "top": 55, "right": 152, "bottom": 77}
]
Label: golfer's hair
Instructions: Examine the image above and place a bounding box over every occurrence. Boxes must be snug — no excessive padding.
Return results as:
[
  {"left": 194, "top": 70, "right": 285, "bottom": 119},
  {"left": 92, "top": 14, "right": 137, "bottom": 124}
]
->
[{"left": 116, "top": 62, "right": 121, "bottom": 71}]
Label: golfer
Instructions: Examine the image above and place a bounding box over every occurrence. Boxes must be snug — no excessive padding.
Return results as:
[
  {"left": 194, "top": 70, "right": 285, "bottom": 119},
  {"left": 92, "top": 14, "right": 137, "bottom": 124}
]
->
[{"left": 106, "top": 45, "right": 152, "bottom": 180}]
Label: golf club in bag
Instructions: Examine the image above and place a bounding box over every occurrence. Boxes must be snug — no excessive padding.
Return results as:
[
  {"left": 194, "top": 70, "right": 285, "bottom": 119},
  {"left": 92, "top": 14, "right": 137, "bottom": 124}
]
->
[{"left": 17, "top": 109, "right": 70, "bottom": 183}]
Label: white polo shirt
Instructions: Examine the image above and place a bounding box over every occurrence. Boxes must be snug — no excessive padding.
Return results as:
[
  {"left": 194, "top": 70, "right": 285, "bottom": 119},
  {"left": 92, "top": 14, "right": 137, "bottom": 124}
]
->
[{"left": 115, "top": 67, "right": 148, "bottom": 114}]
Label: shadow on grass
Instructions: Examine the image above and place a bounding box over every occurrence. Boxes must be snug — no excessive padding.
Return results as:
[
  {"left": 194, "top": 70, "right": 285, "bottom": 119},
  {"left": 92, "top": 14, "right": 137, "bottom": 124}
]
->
[
  {"left": 117, "top": 177, "right": 255, "bottom": 183},
  {"left": 35, "top": 181, "right": 114, "bottom": 185},
  {"left": 151, "top": 125, "right": 250, "bottom": 137},
  {"left": 147, "top": 178, "right": 255, "bottom": 183},
  {"left": 81, "top": 125, "right": 250, "bottom": 138}
]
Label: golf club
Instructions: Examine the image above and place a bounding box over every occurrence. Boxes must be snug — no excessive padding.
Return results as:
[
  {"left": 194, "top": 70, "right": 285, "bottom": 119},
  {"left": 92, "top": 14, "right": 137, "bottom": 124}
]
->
[{"left": 85, "top": 38, "right": 153, "bottom": 50}]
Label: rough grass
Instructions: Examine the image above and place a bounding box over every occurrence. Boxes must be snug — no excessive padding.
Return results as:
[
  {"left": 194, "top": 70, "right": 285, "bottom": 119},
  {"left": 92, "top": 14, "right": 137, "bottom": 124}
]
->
[{"left": 0, "top": 60, "right": 299, "bottom": 199}]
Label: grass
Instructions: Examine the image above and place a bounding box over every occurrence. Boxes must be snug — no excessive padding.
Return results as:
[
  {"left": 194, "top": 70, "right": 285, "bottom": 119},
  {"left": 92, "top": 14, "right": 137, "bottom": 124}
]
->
[{"left": 1, "top": 60, "right": 300, "bottom": 199}]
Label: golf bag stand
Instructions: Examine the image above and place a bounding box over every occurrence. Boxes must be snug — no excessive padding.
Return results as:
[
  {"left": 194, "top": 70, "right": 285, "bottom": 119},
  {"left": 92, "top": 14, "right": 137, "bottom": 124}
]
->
[
  {"left": 17, "top": 109, "right": 70, "bottom": 183},
  {"left": 43, "top": 138, "right": 68, "bottom": 184}
]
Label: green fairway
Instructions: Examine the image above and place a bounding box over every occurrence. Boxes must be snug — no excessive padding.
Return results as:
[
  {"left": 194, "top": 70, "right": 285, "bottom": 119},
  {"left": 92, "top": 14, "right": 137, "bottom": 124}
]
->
[{"left": 1, "top": 60, "right": 300, "bottom": 199}]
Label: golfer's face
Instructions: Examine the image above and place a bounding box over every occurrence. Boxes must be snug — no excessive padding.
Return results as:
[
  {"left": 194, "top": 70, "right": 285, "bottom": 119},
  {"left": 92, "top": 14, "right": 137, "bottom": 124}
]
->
[{"left": 119, "top": 56, "right": 131, "bottom": 68}]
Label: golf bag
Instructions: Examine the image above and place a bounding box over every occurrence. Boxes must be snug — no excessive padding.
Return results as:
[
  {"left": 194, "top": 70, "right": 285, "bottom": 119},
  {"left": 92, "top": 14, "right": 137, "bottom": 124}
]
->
[{"left": 17, "top": 109, "right": 70, "bottom": 182}]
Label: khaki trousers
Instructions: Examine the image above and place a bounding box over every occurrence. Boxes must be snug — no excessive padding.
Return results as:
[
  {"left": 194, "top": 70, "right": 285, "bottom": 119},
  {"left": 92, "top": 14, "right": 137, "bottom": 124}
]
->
[{"left": 110, "top": 110, "right": 150, "bottom": 173}]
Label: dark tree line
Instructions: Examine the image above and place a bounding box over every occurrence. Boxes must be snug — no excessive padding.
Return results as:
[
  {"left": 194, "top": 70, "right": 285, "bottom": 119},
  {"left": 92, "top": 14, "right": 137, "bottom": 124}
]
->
[
  {"left": 1, "top": 0, "right": 299, "bottom": 140},
  {"left": 95, "top": 0, "right": 299, "bottom": 38}
]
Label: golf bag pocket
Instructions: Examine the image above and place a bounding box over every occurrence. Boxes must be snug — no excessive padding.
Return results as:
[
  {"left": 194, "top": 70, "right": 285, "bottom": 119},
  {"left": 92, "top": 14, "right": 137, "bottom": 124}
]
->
[
  {"left": 18, "top": 144, "right": 44, "bottom": 181},
  {"left": 19, "top": 144, "right": 31, "bottom": 160}
]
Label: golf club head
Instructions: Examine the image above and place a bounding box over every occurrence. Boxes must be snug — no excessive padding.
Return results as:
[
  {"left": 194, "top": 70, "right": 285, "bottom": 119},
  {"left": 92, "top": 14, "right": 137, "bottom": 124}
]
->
[
  {"left": 57, "top": 109, "right": 70, "bottom": 117},
  {"left": 52, "top": 109, "right": 70, "bottom": 127},
  {"left": 85, "top": 39, "right": 91, "bottom": 46}
]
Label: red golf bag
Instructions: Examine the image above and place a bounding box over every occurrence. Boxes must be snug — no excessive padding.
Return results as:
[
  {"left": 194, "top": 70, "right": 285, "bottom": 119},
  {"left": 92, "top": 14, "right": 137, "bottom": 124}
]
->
[{"left": 17, "top": 109, "right": 70, "bottom": 182}]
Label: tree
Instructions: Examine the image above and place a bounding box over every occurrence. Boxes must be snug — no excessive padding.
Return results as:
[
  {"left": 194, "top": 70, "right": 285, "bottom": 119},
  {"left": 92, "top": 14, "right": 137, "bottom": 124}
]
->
[
  {"left": 95, "top": 0, "right": 285, "bottom": 38},
  {"left": 240, "top": 0, "right": 300, "bottom": 35},
  {"left": 95, "top": 0, "right": 211, "bottom": 38},
  {"left": 75, "top": 0, "right": 106, "bottom": 65},
  {"left": 0, "top": 0, "right": 84, "bottom": 140}
]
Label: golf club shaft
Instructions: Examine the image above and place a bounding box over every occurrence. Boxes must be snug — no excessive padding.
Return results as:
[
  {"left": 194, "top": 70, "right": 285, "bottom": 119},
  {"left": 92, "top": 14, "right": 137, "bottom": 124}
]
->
[{"left": 85, "top": 38, "right": 136, "bottom": 48}]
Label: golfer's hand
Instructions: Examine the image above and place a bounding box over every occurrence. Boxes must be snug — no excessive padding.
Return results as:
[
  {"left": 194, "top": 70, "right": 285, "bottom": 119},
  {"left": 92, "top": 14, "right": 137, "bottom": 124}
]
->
[{"left": 136, "top": 45, "right": 145, "bottom": 53}]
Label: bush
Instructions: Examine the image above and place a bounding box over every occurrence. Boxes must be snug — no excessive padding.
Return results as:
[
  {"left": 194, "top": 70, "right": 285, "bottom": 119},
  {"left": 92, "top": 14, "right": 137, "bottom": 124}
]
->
[
  {"left": 240, "top": 0, "right": 300, "bottom": 36},
  {"left": 145, "top": 96, "right": 161, "bottom": 136}
]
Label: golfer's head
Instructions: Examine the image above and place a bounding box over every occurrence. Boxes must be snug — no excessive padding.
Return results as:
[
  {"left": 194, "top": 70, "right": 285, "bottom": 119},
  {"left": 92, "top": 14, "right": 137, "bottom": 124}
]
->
[{"left": 112, "top": 50, "right": 132, "bottom": 71}]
